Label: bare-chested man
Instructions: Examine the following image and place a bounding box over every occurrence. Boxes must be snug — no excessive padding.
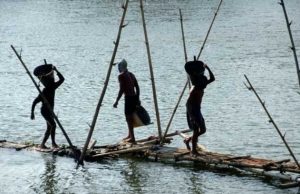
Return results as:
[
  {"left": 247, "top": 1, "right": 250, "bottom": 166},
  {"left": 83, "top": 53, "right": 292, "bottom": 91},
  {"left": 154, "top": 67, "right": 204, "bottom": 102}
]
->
[
  {"left": 184, "top": 59, "right": 215, "bottom": 156},
  {"left": 113, "top": 59, "right": 140, "bottom": 143},
  {"left": 31, "top": 65, "right": 64, "bottom": 149}
]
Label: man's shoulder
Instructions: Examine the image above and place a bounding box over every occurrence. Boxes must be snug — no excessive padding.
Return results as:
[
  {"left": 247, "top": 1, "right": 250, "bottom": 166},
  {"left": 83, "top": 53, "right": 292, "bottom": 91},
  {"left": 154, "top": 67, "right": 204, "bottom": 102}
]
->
[
  {"left": 118, "top": 72, "right": 128, "bottom": 82},
  {"left": 128, "top": 71, "right": 136, "bottom": 77},
  {"left": 118, "top": 72, "right": 125, "bottom": 78}
]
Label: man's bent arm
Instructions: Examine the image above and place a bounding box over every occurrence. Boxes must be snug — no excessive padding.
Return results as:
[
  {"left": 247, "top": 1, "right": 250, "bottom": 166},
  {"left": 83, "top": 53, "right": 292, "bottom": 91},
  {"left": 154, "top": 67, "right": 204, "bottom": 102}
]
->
[{"left": 206, "top": 66, "right": 215, "bottom": 84}]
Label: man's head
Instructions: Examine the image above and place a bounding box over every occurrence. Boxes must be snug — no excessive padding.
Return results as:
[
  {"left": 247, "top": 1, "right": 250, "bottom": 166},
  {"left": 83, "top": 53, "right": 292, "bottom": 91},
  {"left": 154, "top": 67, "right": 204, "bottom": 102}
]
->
[
  {"left": 40, "top": 71, "right": 54, "bottom": 87},
  {"left": 118, "top": 59, "right": 128, "bottom": 73},
  {"left": 33, "top": 64, "right": 55, "bottom": 87}
]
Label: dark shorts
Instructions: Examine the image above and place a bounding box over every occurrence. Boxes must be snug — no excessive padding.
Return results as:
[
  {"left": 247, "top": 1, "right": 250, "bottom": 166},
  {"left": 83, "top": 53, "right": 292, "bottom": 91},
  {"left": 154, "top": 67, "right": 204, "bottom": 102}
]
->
[
  {"left": 124, "top": 95, "right": 138, "bottom": 116},
  {"left": 41, "top": 106, "right": 56, "bottom": 127},
  {"left": 186, "top": 103, "right": 206, "bottom": 134}
]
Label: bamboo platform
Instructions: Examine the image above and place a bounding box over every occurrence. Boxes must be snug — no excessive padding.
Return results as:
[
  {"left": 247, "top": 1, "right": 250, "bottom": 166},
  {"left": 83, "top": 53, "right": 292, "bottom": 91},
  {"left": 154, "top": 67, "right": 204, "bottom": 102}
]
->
[
  {"left": 1, "top": 135, "right": 300, "bottom": 189},
  {"left": 0, "top": 140, "right": 78, "bottom": 157}
]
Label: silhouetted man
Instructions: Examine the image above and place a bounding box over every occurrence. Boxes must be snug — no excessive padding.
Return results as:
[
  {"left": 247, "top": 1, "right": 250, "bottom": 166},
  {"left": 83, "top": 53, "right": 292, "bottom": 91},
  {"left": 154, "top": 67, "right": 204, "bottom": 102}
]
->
[
  {"left": 184, "top": 59, "right": 215, "bottom": 156},
  {"left": 31, "top": 65, "right": 64, "bottom": 149},
  {"left": 113, "top": 59, "right": 140, "bottom": 143}
]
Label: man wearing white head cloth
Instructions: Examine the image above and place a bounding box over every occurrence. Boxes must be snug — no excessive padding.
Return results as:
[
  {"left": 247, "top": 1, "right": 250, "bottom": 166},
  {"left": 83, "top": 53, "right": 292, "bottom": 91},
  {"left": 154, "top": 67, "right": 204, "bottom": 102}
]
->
[{"left": 113, "top": 59, "right": 140, "bottom": 143}]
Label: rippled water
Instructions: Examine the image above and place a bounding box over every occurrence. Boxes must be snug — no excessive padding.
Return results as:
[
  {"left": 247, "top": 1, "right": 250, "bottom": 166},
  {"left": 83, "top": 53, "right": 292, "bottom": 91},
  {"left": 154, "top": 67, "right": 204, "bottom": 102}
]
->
[{"left": 1, "top": 0, "right": 300, "bottom": 193}]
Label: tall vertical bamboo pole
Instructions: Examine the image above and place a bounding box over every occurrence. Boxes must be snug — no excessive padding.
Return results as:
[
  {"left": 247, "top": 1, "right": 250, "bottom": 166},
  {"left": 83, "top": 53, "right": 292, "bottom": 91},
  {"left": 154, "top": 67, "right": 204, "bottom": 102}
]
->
[
  {"left": 139, "top": 0, "right": 162, "bottom": 140},
  {"left": 279, "top": 0, "right": 300, "bottom": 88},
  {"left": 244, "top": 74, "right": 300, "bottom": 168},
  {"left": 77, "top": 0, "right": 130, "bottom": 168},
  {"left": 161, "top": 0, "right": 223, "bottom": 142},
  {"left": 179, "top": 9, "right": 188, "bottom": 65},
  {"left": 180, "top": 9, "right": 191, "bottom": 90},
  {"left": 161, "top": 9, "right": 190, "bottom": 144}
]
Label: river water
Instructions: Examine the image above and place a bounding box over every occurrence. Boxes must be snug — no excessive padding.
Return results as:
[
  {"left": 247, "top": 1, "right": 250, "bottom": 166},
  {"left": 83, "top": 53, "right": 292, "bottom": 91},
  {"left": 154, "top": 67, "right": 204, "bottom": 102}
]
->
[{"left": 1, "top": 0, "right": 300, "bottom": 193}]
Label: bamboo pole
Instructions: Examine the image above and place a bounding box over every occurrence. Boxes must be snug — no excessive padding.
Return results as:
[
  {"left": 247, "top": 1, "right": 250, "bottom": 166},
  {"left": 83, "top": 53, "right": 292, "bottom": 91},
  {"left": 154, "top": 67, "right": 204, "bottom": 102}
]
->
[
  {"left": 179, "top": 9, "right": 191, "bottom": 90},
  {"left": 77, "top": 0, "right": 130, "bottom": 168},
  {"left": 139, "top": 129, "right": 191, "bottom": 142},
  {"left": 197, "top": 0, "right": 223, "bottom": 60},
  {"left": 139, "top": 0, "right": 163, "bottom": 140},
  {"left": 161, "top": 81, "right": 189, "bottom": 144},
  {"left": 11, "top": 46, "right": 77, "bottom": 153},
  {"left": 179, "top": 9, "right": 189, "bottom": 66},
  {"left": 165, "top": 129, "right": 191, "bottom": 137},
  {"left": 279, "top": 0, "right": 300, "bottom": 88},
  {"left": 135, "top": 129, "right": 191, "bottom": 143},
  {"left": 244, "top": 74, "right": 300, "bottom": 169},
  {"left": 279, "top": 182, "right": 300, "bottom": 189},
  {"left": 160, "top": 9, "right": 190, "bottom": 144},
  {"left": 92, "top": 145, "right": 151, "bottom": 158},
  {"left": 242, "top": 167, "right": 300, "bottom": 184},
  {"left": 161, "top": 0, "right": 223, "bottom": 142}
]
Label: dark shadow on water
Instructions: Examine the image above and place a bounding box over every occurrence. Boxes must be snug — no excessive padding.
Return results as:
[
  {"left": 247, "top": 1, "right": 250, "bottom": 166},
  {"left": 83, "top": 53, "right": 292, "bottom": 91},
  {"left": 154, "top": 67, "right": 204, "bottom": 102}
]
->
[
  {"left": 39, "top": 154, "right": 59, "bottom": 194},
  {"left": 121, "top": 158, "right": 148, "bottom": 194},
  {"left": 189, "top": 172, "right": 205, "bottom": 194}
]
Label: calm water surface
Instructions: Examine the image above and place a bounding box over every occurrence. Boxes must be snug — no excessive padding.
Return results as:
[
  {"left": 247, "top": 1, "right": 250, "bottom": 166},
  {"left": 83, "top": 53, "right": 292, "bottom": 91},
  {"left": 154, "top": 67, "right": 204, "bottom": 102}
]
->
[{"left": 1, "top": 0, "right": 300, "bottom": 193}]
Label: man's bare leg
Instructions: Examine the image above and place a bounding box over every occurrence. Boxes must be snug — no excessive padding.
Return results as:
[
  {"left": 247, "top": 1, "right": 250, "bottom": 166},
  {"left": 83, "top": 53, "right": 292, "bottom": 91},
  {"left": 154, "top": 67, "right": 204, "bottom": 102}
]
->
[
  {"left": 184, "top": 137, "right": 191, "bottom": 151},
  {"left": 50, "top": 124, "right": 59, "bottom": 148},
  {"left": 126, "top": 115, "right": 136, "bottom": 143},
  {"left": 40, "top": 124, "right": 51, "bottom": 149},
  {"left": 191, "top": 130, "right": 200, "bottom": 156}
]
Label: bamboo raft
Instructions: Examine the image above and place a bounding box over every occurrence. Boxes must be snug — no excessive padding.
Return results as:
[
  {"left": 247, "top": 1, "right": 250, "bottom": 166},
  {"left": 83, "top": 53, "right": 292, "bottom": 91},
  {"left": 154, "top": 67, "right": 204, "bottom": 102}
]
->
[{"left": 1, "top": 131, "right": 300, "bottom": 189}]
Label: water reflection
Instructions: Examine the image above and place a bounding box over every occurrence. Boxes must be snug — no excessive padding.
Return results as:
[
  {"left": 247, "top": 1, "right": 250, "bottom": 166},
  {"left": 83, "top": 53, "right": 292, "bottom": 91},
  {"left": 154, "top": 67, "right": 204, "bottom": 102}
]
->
[
  {"left": 122, "top": 159, "right": 145, "bottom": 194},
  {"left": 39, "top": 154, "right": 58, "bottom": 194},
  {"left": 189, "top": 172, "right": 205, "bottom": 194}
]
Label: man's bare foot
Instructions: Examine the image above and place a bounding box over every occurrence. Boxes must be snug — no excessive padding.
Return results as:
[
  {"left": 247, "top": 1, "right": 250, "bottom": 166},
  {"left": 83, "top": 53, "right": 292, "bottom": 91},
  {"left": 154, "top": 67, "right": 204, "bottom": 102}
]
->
[
  {"left": 190, "top": 151, "right": 201, "bottom": 157},
  {"left": 183, "top": 137, "right": 191, "bottom": 151},
  {"left": 39, "top": 144, "right": 49, "bottom": 149},
  {"left": 147, "top": 135, "right": 157, "bottom": 141},
  {"left": 122, "top": 136, "right": 130, "bottom": 140},
  {"left": 52, "top": 144, "right": 59, "bottom": 149},
  {"left": 125, "top": 139, "right": 136, "bottom": 144}
]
